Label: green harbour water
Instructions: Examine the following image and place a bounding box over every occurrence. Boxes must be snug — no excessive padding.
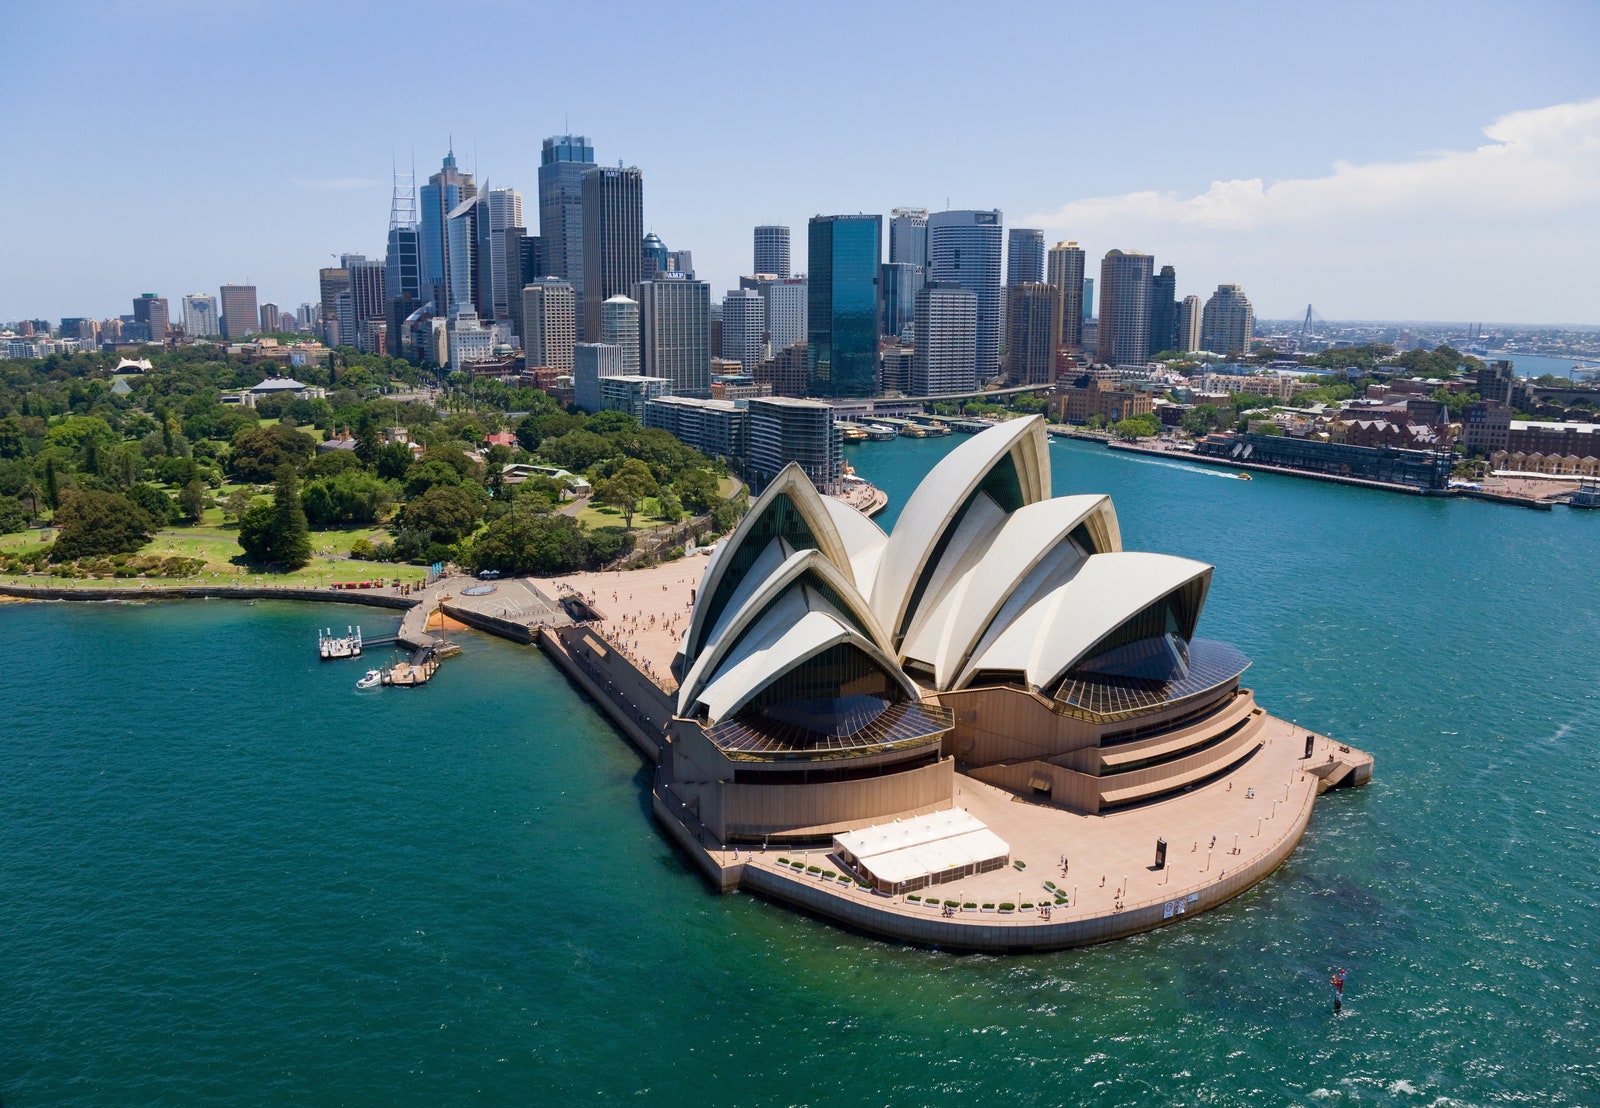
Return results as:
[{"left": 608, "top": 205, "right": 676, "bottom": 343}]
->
[{"left": 3, "top": 435, "right": 1598, "bottom": 1106}]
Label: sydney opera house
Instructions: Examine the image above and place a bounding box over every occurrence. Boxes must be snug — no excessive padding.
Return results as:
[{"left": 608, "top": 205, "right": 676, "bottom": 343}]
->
[{"left": 664, "top": 416, "right": 1271, "bottom": 837}]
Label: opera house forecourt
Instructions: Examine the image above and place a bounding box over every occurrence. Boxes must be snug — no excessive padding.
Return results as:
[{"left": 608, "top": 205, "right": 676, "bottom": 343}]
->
[{"left": 646, "top": 416, "right": 1372, "bottom": 951}]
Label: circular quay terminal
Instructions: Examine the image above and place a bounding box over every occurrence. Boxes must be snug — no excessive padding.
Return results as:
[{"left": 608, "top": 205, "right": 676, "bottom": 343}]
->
[{"left": 581, "top": 416, "right": 1375, "bottom": 951}]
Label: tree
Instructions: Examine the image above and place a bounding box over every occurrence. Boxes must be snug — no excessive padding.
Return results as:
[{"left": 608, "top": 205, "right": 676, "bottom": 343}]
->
[
  {"left": 179, "top": 479, "right": 207, "bottom": 523},
  {"left": 1181, "top": 404, "right": 1221, "bottom": 437},
  {"left": 466, "top": 501, "right": 591, "bottom": 576},
  {"left": 43, "top": 456, "right": 59, "bottom": 510},
  {"left": 596, "top": 459, "right": 658, "bottom": 528},
  {"left": 674, "top": 468, "right": 721, "bottom": 514},
  {"left": 0, "top": 494, "right": 27, "bottom": 534},
  {"left": 375, "top": 440, "right": 414, "bottom": 480},
  {"left": 514, "top": 414, "right": 544, "bottom": 454},
  {"left": 222, "top": 487, "right": 255, "bottom": 524},
  {"left": 51, "top": 490, "right": 156, "bottom": 560},
  {"left": 1112, "top": 415, "right": 1161, "bottom": 439},
  {"left": 229, "top": 424, "right": 317, "bottom": 482},
  {"left": 301, "top": 471, "right": 395, "bottom": 526},
  {"left": 399, "top": 484, "right": 484, "bottom": 543},
  {"left": 125, "top": 482, "right": 175, "bottom": 526},
  {"left": 240, "top": 466, "right": 313, "bottom": 568}
]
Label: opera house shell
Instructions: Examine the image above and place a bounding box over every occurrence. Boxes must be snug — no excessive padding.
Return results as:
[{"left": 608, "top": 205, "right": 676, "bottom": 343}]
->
[{"left": 660, "top": 415, "right": 1269, "bottom": 844}]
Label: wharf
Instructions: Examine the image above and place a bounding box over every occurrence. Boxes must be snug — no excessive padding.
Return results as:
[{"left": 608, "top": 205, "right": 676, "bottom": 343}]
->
[{"left": 1105, "top": 440, "right": 1451, "bottom": 496}]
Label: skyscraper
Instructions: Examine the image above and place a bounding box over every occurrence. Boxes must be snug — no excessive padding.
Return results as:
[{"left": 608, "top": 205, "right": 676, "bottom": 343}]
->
[
  {"left": 753, "top": 225, "right": 791, "bottom": 278},
  {"left": 319, "top": 266, "right": 350, "bottom": 340},
  {"left": 600, "top": 294, "right": 640, "bottom": 375},
  {"left": 1096, "top": 250, "right": 1153, "bottom": 366},
  {"left": 259, "top": 303, "right": 280, "bottom": 333},
  {"left": 521, "top": 278, "right": 576, "bottom": 371},
  {"left": 445, "top": 195, "right": 479, "bottom": 314},
  {"left": 880, "top": 262, "right": 926, "bottom": 340},
  {"left": 928, "top": 209, "right": 1003, "bottom": 380},
  {"left": 132, "top": 293, "right": 169, "bottom": 341},
  {"left": 1176, "top": 294, "right": 1202, "bottom": 353},
  {"left": 538, "top": 134, "right": 595, "bottom": 319},
  {"left": 385, "top": 164, "right": 420, "bottom": 306},
  {"left": 574, "top": 342, "right": 624, "bottom": 413},
  {"left": 1148, "top": 264, "right": 1178, "bottom": 356},
  {"left": 806, "top": 214, "right": 882, "bottom": 398},
  {"left": 889, "top": 208, "right": 928, "bottom": 267},
  {"left": 637, "top": 277, "right": 711, "bottom": 398},
  {"left": 1201, "top": 284, "right": 1255, "bottom": 357},
  {"left": 1007, "top": 228, "right": 1045, "bottom": 287},
  {"left": 911, "top": 281, "right": 977, "bottom": 396},
  {"left": 720, "top": 287, "right": 766, "bottom": 371},
  {"left": 218, "top": 284, "right": 259, "bottom": 341},
  {"left": 419, "top": 147, "right": 475, "bottom": 311},
  {"left": 766, "top": 277, "right": 807, "bottom": 353},
  {"left": 641, "top": 231, "right": 671, "bottom": 278},
  {"left": 581, "top": 166, "right": 644, "bottom": 341},
  {"left": 347, "top": 256, "right": 387, "bottom": 351},
  {"left": 1046, "top": 241, "right": 1086, "bottom": 350},
  {"left": 181, "top": 294, "right": 219, "bottom": 338},
  {"left": 484, "top": 187, "right": 523, "bottom": 321},
  {"left": 1005, "top": 283, "right": 1062, "bottom": 386}
]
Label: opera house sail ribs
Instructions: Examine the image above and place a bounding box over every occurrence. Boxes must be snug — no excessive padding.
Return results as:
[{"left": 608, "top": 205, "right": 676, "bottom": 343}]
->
[{"left": 660, "top": 414, "right": 1291, "bottom": 846}]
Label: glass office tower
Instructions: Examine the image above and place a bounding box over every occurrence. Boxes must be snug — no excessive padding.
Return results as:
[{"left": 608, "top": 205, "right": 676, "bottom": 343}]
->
[{"left": 806, "top": 214, "right": 882, "bottom": 398}]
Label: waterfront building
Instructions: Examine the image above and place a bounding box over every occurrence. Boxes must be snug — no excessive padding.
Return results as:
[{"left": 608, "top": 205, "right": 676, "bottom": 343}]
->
[
  {"left": 636, "top": 277, "right": 711, "bottom": 398},
  {"left": 1176, "top": 294, "right": 1202, "bottom": 353},
  {"left": 928, "top": 209, "right": 1003, "bottom": 380},
  {"left": 219, "top": 284, "right": 258, "bottom": 341},
  {"left": 746, "top": 396, "right": 840, "bottom": 490},
  {"left": 1050, "top": 381, "right": 1155, "bottom": 424},
  {"left": 599, "top": 374, "right": 669, "bottom": 420},
  {"left": 420, "top": 147, "right": 476, "bottom": 313},
  {"left": 880, "top": 262, "right": 925, "bottom": 341},
  {"left": 1096, "top": 250, "right": 1153, "bottom": 366},
  {"left": 753, "top": 225, "right": 791, "bottom": 278},
  {"left": 720, "top": 287, "right": 765, "bottom": 372},
  {"left": 889, "top": 207, "right": 928, "bottom": 267},
  {"left": 133, "top": 293, "right": 169, "bottom": 341},
  {"left": 1200, "top": 284, "right": 1255, "bottom": 357},
  {"left": 582, "top": 166, "right": 644, "bottom": 341},
  {"left": 1007, "top": 228, "right": 1045, "bottom": 287},
  {"left": 1047, "top": 241, "right": 1085, "bottom": 351},
  {"left": 807, "top": 214, "right": 882, "bottom": 399},
  {"left": 1149, "top": 265, "right": 1178, "bottom": 356},
  {"left": 181, "top": 294, "right": 219, "bottom": 338},
  {"left": 574, "top": 341, "right": 623, "bottom": 412},
  {"left": 1504, "top": 419, "right": 1600, "bottom": 459},
  {"left": 600, "top": 294, "right": 640, "bottom": 375},
  {"left": 538, "top": 134, "right": 594, "bottom": 317},
  {"left": 522, "top": 278, "right": 576, "bottom": 372},
  {"left": 911, "top": 280, "right": 977, "bottom": 395},
  {"left": 644, "top": 395, "right": 749, "bottom": 462},
  {"left": 1005, "top": 282, "right": 1061, "bottom": 386}
]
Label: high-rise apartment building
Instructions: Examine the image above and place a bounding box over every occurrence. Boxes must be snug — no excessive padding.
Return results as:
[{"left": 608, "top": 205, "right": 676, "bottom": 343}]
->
[
  {"left": 806, "top": 214, "right": 881, "bottom": 398},
  {"left": 1046, "top": 241, "right": 1086, "bottom": 350},
  {"left": 574, "top": 342, "right": 624, "bottom": 413},
  {"left": 538, "top": 134, "right": 595, "bottom": 316},
  {"left": 319, "top": 266, "right": 350, "bottom": 338},
  {"left": 911, "top": 280, "right": 978, "bottom": 396},
  {"left": 347, "top": 256, "right": 387, "bottom": 351},
  {"left": 521, "top": 278, "right": 576, "bottom": 371},
  {"left": 889, "top": 208, "right": 928, "bottom": 267},
  {"left": 182, "top": 294, "right": 219, "bottom": 338},
  {"left": 600, "top": 294, "right": 640, "bottom": 375},
  {"left": 419, "top": 148, "right": 475, "bottom": 312},
  {"left": 880, "top": 262, "right": 926, "bottom": 340},
  {"left": 927, "top": 209, "right": 1003, "bottom": 379},
  {"left": 581, "top": 166, "right": 644, "bottom": 341},
  {"left": 484, "top": 187, "right": 523, "bottom": 322},
  {"left": 720, "top": 287, "right": 766, "bottom": 372},
  {"left": 1200, "top": 284, "right": 1255, "bottom": 357},
  {"left": 1149, "top": 264, "right": 1178, "bottom": 356},
  {"left": 218, "top": 284, "right": 259, "bottom": 341},
  {"left": 636, "top": 277, "right": 711, "bottom": 398},
  {"left": 1176, "top": 295, "right": 1202, "bottom": 354},
  {"left": 1095, "top": 250, "right": 1153, "bottom": 366},
  {"left": 259, "top": 303, "right": 280, "bottom": 333},
  {"left": 747, "top": 396, "right": 840, "bottom": 491},
  {"left": 753, "top": 225, "right": 791, "bottom": 278},
  {"left": 1007, "top": 228, "right": 1045, "bottom": 286},
  {"left": 1005, "top": 283, "right": 1062, "bottom": 386},
  {"left": 132, "top": 293, "right": 169, "bottom": 340}
]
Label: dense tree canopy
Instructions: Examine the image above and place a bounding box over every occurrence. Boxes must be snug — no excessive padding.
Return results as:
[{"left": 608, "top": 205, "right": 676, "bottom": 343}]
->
[{"left": 52, "top": 489, "right": 156, "bottom": 560}]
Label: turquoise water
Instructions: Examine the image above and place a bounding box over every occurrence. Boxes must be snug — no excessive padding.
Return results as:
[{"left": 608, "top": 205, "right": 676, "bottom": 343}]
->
[{"left": 3, "top": 436, "right": 1597, "bottom": 1106}]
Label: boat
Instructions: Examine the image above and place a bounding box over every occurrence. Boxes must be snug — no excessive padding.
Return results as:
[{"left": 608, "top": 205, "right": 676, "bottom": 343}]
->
[
  {"left": 864, "top": 424, "right": 898, "bottom": 441},
  {"left": 1238, "top": 473, "right": 1253, "bottom": 481},
  {"left": 356, "top": 669, "right": 383, "bottom": 689},
  {"left": 318, "top": 625, "right": 363, "bottom": 660}
]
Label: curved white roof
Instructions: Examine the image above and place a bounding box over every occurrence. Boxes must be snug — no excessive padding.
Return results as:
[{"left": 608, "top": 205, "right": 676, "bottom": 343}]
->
[
  {"left": 676, "top": 548, "right": 893, "bottom": 716},
  {"left": 869, "top": 417, "right": 1050, "bottom": 641},
  {"left": 900, "top": 495, "right": 1120, "bottom": 688},
  {"left": 682, "top": 464, "right": 856, "bottom": 667},
  {"left": 820, "top": 496, "right": 888, "bottom": 596},
  {"left": 954, "top": 552, "right": 1212, "bottom": 692},
  {"left": 689, "top": 588, "right": 918, "bottom": 723}
]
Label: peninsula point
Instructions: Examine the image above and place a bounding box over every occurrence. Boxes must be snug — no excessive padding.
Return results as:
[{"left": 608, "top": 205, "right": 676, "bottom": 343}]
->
[{"left": 540, "top": 415, "right": 1371, "bottom": 951}]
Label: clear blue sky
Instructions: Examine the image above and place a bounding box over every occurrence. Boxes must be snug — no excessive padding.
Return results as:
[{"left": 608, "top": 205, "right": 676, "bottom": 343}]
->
[{"left": 4, "top": 0, "right": 1597, "bottom": 325}]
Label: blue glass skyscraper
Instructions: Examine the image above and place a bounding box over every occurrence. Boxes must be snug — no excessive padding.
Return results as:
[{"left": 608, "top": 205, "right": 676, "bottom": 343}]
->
[
  {"left": 419, "top": 147, "right": 474, "bottom": 312},
  {"left": 807, "top": 214, "right": 882, "bottom": 398}
]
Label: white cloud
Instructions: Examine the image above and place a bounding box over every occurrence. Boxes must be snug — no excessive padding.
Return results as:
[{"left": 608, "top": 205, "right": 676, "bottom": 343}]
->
[{"left": 293, "top": 177, "right": 380, "bottom": 191}]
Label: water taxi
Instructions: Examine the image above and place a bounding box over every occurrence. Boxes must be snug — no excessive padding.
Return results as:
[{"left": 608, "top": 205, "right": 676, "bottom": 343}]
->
[{"left": 355, "top": 669, "right": 383, "bottom": 689}]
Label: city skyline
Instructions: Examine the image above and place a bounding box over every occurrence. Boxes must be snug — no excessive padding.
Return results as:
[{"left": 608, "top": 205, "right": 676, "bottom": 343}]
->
[{"left": 3, "top": 1, "right": 1598, "bottom": 325}]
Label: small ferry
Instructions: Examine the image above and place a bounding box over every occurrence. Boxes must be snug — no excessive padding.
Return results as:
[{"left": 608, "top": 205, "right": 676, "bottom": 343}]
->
[
  {"left": 1238, "top": 473, "right": 1253, "bottom": 481},
  {"left": 318, "top": 626, "right": 363, "bottom": 660},
  {"left": 864, "top": 423, "right": 898, "bottom": 441},
  {"left": 355, "top": 669, "right": 383, "bottom": 689},
  {"left": 837, "top": 422, "right": 870, "bottom": 444}
]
